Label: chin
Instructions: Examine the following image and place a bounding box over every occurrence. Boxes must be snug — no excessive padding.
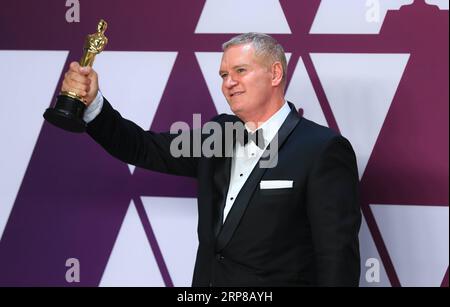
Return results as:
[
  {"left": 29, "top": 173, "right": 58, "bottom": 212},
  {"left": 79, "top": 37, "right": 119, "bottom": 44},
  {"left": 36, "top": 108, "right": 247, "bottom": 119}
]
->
[
  {"left": 229, "top": 102, "right": 244, "bottom": 115},
  {"left": 230, "top": 97, "right": 246, "bottom": 108}
]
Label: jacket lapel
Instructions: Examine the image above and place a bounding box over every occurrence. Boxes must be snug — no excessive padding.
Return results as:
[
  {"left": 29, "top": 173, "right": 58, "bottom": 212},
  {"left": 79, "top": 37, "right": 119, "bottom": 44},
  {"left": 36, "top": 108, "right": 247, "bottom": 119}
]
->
[
  {"left": 212, "top": 116, "right": 240, "bottom": 238},
  {"left": 212, "top": 156, "right": 232, "bottom": 238},
  {"left": 215, "top": 102, "right": 301, "bottom": 251}
]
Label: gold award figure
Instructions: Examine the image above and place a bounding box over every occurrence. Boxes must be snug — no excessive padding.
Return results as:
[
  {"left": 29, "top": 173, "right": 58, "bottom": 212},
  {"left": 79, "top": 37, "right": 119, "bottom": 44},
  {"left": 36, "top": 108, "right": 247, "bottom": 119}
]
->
[{"left": 44, "top": 19, "right": 108, "bottom": 133}]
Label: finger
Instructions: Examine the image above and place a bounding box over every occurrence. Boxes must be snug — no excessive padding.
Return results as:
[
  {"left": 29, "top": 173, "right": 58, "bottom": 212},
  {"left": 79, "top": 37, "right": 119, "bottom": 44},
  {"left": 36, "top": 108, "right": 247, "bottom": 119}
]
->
[
  {"left": 62, "top": 87, "right": 88, "bottom": 97},
  {"left": 62, "top": 80, "right": 90, "bottom": 97},
  {"left": 66, "top": 72, "right": 91, "bottom": 85},
  {"left": 69, "top": 61, "right": 80, "bottom": 72},
  {"left": 61, "top": 86, "right": 88, "bottom": 98},
  {"left": 79, "top": 66, "right": 92, "bottom": 75}
]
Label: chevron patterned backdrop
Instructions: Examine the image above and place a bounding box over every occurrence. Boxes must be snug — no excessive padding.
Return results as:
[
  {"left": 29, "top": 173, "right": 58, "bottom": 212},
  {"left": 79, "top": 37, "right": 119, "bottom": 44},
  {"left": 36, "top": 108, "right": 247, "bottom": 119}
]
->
[{"left": 0, "top": 0, "right": 448, "bottom": 287}]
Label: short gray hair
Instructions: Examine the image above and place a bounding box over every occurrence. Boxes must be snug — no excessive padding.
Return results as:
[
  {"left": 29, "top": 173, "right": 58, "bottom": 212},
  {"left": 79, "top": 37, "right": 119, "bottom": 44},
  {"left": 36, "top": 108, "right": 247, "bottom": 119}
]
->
[{"left": 222, "top": 32, "right": 287, "bottom": 87}]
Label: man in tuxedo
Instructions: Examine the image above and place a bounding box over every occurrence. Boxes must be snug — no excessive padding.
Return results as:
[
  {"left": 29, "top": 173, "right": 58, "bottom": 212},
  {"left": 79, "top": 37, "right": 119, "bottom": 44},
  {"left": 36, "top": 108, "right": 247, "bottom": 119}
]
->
[{"left": 62, "top": 33, "right": 361, "bottom": 286}]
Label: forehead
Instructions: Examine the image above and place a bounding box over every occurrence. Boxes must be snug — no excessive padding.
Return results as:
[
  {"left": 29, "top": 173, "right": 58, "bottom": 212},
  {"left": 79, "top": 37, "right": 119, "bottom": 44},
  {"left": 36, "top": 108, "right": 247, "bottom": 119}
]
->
[{"left": 220, "top": 43, "right": 257, "bottom": 68}]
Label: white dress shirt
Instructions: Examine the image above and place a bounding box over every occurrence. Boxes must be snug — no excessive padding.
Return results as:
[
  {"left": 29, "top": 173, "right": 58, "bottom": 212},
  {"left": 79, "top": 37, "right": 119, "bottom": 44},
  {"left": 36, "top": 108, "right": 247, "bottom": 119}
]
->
[
  {"left": 222, "top": 102, "right": 291, "bottom": 223},
  {"left": 84, "top": 93, "right": 291, "bottom": 224},
  {"left": 83, "top": 90, "right": 104, "bottom": 123}
]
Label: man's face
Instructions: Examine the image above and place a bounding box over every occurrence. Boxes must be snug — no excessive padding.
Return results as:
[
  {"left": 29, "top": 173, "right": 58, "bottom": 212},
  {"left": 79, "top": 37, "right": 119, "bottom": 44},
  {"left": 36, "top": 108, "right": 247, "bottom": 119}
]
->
[{"left": 219, "top": 43, "right": 273, "bottom": 119}]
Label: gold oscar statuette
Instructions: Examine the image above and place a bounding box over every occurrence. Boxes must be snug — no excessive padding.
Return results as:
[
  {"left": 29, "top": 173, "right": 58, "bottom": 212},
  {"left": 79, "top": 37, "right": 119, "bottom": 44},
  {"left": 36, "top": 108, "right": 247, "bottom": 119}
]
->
[{"left": 43, "top": 19, "right": 108, "bottom": 133}]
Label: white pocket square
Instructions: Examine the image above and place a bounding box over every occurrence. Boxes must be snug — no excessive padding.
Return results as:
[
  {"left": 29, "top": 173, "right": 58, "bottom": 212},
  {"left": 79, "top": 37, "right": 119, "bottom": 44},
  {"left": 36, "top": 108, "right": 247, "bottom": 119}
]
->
[{"left": 260, "top": 180, "right": 293, "bottom": 189}]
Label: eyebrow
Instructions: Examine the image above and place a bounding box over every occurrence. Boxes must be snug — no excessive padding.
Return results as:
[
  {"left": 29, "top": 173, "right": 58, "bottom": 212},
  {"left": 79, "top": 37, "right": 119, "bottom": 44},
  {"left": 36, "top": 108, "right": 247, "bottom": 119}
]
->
[{"left": 219, "top": 64, "right": 250, "bottom": 75}]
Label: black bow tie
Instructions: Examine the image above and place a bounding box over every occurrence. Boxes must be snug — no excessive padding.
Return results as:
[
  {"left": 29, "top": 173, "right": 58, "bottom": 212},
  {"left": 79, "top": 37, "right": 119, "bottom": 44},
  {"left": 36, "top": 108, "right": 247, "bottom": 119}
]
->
[{"left": 241, "top": 129, "right": 265, "bottom": 149}]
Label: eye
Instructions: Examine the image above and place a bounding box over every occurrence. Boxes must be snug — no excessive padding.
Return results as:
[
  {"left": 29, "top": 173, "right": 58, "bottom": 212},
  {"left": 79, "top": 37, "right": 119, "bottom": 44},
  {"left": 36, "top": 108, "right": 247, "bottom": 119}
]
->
[
  {"left": 220, "top": 73, "right": 228, "bottom": 79},
  {"left": 237, "top": 68, "right": 246, "bottom": 73}
]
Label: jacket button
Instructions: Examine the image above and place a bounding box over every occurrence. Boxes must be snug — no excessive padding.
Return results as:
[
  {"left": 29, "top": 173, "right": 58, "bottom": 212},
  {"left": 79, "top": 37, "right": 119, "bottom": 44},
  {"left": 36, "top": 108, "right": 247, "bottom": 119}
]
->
[{"left": 216, "top": 254, "right": 224, "bottom": 261}]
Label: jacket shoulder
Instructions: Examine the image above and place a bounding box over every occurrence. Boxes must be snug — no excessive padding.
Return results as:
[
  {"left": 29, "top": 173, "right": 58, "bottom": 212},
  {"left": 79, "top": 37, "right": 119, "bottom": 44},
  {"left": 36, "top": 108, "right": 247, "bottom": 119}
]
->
[
  {"left": 297, "top": 117, "right": 340, "bottom": 142},
  {"left": 292, "top": 116, "right": 355, "bottom": 156}
]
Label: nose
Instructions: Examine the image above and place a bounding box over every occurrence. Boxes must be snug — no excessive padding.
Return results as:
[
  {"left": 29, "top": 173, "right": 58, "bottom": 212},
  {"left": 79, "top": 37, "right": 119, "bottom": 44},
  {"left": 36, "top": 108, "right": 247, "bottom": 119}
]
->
[{"left": 224, "top": 74, "right": 238, "bottom": 89}]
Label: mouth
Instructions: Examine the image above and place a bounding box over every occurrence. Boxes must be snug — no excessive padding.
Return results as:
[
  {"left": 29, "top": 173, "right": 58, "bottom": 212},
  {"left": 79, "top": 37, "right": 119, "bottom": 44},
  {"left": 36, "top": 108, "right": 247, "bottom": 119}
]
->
[{"left": 230, "top": 91, "right": 244, "bottom": 98}]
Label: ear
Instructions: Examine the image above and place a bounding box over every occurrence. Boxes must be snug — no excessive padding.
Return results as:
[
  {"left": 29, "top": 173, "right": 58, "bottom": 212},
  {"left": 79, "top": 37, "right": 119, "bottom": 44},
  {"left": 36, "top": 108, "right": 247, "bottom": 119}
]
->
[{"left": 271, "top": 61, "right": 283, "bottom": 87}]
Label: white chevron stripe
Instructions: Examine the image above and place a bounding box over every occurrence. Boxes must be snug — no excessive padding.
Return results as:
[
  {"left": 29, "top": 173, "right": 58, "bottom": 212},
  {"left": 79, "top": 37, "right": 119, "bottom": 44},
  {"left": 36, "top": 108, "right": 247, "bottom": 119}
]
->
[
  {"left": 94, "top": 51, "right": 177, "bottom": 174},
  {"left": 425, "top": 0, "right": 449, "bottom": 9},
  {"left": 359, "top": 214, "right": 391, "bottom": 287},
  {"left": 311, "top": 53, "right": 409, "bottom": 178},
  {"left": 100, "top": 200, "right": 165, "bottom": 287},
  {"left": 371, "top": 204, "right": 449, "bottom": 287},
  {"left": 286, "top": 56, "right": 328, "bottom": 127},
  {"left": 0, "top": 50, "right": 68, "bottom": 242},
  {"left": 195, "top": 0, "right": 291, "bottom": 33},
  {"left": 142, "top": 196, "right": 198, "bottom": 287},
  {"left": 310, "top": 0, "right": 414, "bottom": 34}
]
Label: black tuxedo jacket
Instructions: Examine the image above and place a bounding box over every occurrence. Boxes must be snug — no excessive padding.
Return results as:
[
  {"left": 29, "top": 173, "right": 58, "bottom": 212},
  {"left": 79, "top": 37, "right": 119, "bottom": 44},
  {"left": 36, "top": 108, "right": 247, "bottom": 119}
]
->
[{"left": 87, "top": 98, "right": 361, "bottom": 287}]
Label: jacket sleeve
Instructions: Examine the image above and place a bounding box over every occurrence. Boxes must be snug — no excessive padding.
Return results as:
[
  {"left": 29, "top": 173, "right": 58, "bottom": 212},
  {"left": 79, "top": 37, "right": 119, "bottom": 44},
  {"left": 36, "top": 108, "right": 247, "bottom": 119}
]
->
[
  {"left": 86, "top": 97, "right": 199, "bottom": 178},
  {"left": 306, "top": 135, "right": 361, "bottom": 286}
]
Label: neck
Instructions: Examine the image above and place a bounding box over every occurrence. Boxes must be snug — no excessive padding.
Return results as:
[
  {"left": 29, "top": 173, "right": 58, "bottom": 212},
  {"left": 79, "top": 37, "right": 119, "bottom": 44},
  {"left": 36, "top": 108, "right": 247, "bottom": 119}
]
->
[{"left": 240, "top": 97, "right": 285, "bottom": 129}]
